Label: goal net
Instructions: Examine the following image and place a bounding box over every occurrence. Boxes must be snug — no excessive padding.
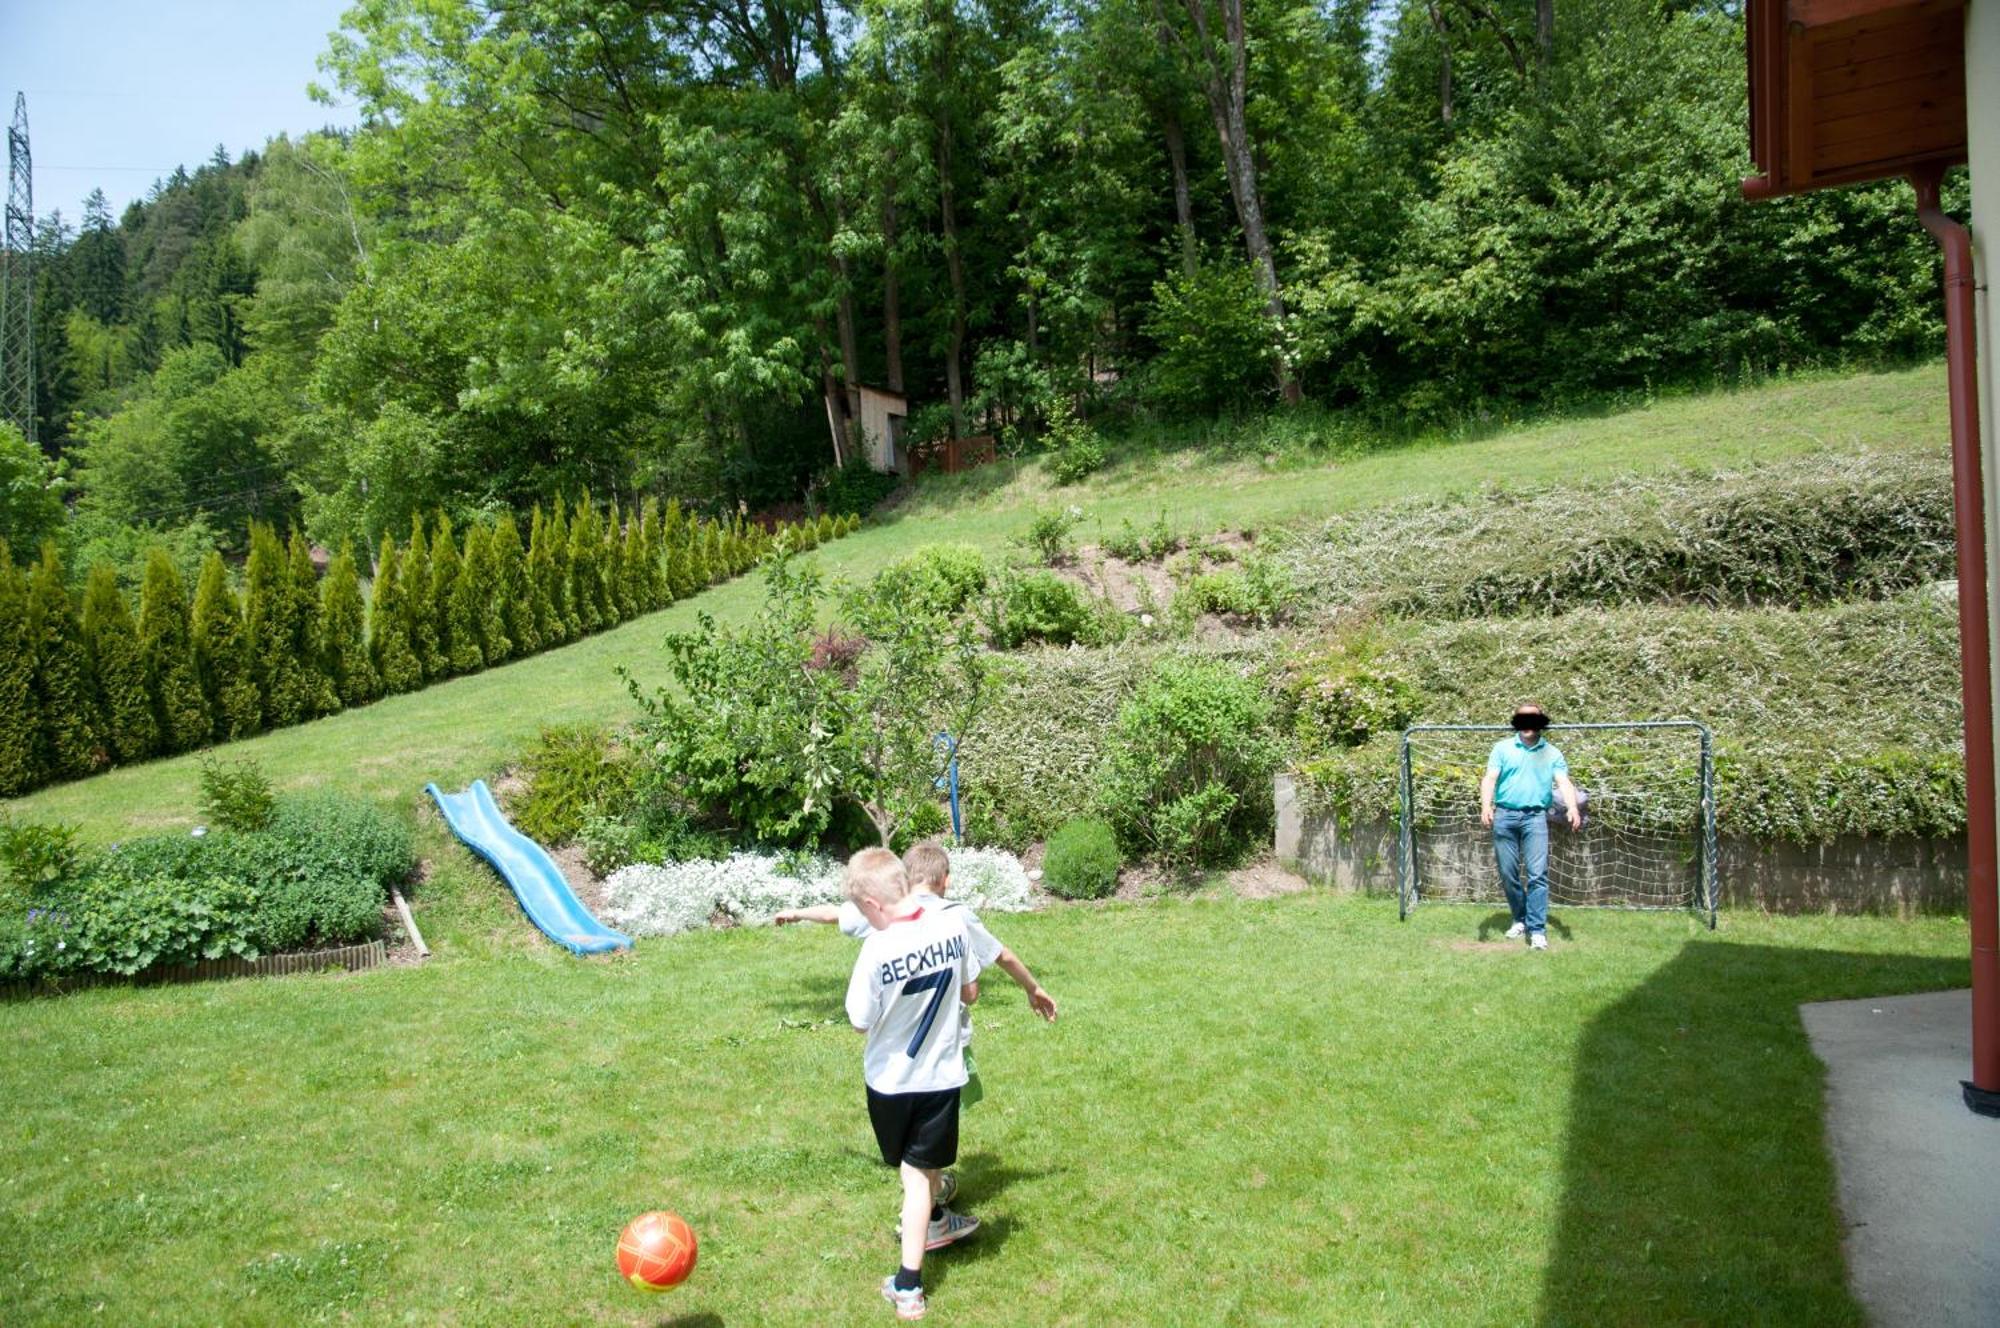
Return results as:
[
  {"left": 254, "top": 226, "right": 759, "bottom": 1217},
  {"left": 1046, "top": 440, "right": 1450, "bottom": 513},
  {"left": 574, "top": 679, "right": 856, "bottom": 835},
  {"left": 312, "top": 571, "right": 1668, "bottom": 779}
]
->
[{"left": 1396, "top": 721, "right": 1716, "bottom": 927}]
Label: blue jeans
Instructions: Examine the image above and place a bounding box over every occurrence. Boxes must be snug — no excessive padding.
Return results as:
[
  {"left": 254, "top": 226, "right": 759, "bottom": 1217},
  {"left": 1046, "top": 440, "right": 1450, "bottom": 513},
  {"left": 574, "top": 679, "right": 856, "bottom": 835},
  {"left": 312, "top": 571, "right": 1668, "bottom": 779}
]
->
[{"left": 1492, "top": 807, "right": 1549, "bottom": 934}]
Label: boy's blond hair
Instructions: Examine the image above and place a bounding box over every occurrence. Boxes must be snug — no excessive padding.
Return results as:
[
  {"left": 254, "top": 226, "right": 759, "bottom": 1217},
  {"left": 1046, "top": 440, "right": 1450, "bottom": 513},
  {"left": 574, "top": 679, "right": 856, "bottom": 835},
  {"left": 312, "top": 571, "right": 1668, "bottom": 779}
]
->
[
  {"left": 844, "top": 846, "right": 909, "bottom": 906},
  {"left": 902, "top": 841, "right": 951, "bottom": 894}
]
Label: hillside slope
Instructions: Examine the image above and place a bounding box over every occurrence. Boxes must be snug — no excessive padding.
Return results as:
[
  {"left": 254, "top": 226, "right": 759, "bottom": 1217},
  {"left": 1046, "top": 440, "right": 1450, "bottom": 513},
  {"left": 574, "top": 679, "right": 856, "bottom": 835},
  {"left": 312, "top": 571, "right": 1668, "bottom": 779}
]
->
[{"left": 8, "top": 364, "right": 1946, "bottom": 842}]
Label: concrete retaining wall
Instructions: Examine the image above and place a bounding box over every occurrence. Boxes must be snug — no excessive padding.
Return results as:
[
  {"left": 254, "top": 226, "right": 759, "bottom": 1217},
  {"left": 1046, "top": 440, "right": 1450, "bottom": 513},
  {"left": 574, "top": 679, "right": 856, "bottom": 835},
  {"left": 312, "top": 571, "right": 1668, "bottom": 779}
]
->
[{"left": 1274, "top": 774, "right": 1968, "bottom": 917}]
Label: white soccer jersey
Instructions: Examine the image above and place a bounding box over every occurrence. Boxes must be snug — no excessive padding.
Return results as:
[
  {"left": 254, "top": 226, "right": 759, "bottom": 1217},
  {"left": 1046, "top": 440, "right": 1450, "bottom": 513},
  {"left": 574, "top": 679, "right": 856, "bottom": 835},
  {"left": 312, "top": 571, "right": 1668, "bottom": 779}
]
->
[
  {"left": 840, "top": 891, "right": 1003, "bottom": 966},
  {"left": 846, "top": 904, "right": 985, "bottom": 1094}
]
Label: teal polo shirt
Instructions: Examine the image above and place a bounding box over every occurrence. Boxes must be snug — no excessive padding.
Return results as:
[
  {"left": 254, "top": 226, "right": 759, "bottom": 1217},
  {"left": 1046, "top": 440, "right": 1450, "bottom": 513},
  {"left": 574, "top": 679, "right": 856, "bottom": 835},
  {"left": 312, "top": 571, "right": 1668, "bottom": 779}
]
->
[{"left": 1487, "top": 735, "right": 1567, "bottom": 810}]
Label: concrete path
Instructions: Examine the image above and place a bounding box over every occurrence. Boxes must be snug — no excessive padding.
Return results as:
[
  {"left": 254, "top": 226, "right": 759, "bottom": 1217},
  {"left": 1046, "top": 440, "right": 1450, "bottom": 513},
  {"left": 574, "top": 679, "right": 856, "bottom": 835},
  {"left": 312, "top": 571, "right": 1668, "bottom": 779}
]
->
[{"left": 1800, "top": 989, "right": 2000, "bottom": 1328}]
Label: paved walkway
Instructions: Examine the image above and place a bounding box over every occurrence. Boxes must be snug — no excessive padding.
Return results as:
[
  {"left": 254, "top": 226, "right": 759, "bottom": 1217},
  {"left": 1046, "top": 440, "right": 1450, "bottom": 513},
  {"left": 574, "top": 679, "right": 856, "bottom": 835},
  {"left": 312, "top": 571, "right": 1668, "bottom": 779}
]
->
[{"left": 1800, "top": 989, "right": 2000, "bottom": 1328}]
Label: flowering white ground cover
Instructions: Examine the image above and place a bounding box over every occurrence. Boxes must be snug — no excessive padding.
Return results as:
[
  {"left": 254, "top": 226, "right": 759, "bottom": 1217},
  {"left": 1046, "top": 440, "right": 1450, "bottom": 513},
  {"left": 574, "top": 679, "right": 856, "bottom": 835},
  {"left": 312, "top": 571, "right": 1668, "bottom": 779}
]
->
[{"left": 602, "top": 846, "right": 1035, "bottom": 938}]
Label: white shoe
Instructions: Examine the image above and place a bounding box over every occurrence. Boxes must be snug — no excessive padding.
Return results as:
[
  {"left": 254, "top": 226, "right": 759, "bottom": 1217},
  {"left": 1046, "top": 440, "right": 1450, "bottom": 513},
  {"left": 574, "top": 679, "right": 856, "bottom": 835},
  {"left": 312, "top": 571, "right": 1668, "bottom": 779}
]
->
[
  {"left": 881, "top": 1275, "right": 927, "bottom": 1320},
  {"left": 925, "top": 1208, "right": 980, "bottom": 1251},
  {"left": 1529, "top": 932, "right": 1549, "bottom": 951},
  {"left": 1504, "top": 922, "right": 1527, "bottom": 940}
]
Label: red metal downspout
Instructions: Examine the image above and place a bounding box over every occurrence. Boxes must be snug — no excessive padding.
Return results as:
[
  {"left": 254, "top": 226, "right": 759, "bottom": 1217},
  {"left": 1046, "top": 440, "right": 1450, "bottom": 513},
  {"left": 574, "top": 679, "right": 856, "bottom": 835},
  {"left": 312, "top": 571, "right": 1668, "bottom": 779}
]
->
[{"left": 1910, "top": 164, "right": 2000, "bottom": 1113}]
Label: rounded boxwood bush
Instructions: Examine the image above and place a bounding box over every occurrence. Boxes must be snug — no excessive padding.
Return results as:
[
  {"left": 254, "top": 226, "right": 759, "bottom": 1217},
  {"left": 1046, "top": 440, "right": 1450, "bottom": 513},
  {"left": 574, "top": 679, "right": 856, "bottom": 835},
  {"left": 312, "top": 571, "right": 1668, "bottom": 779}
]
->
[{"left": 1042, "top": 817, "right": 1120, "bottom": 899}]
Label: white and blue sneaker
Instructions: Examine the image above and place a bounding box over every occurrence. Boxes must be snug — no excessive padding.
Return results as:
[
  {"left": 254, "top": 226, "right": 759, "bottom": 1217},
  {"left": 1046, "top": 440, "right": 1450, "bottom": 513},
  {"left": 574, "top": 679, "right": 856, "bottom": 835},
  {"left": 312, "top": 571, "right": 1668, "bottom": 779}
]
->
[
  {"left": 1529, "top": 932, "right": 1549, "bottom": 951},
  {"left": 881, "top": 1275, "right": 927, "bottom": 1320},
  {"left": 1504, "top": 922, "right": 1527, "bottom": 941}
]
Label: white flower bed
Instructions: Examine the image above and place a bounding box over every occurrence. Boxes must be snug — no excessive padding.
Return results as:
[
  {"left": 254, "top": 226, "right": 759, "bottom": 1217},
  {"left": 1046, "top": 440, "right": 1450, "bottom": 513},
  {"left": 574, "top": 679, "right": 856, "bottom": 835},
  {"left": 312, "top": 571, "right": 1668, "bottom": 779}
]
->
[{"left": 601, "top": 846, "right": 1035, "bottom": 939}]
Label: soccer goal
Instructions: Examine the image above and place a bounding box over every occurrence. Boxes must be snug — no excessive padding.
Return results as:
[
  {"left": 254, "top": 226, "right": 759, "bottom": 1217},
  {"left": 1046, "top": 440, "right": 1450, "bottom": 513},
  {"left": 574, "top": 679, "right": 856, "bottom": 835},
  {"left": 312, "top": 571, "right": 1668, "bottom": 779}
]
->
[{"left": 1396, "top": 721, "right": 1717, "bottom": 928}]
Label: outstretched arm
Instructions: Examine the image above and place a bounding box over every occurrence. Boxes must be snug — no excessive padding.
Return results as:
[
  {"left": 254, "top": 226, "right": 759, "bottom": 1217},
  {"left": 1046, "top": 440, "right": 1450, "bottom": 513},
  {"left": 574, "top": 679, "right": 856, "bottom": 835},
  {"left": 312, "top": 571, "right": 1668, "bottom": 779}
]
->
[
  {"left": 994, "top": 948, "right": 1058, "bottom": 1021},
  {"left": 775, "top": 905, "right": 842, "bottom": 926}
]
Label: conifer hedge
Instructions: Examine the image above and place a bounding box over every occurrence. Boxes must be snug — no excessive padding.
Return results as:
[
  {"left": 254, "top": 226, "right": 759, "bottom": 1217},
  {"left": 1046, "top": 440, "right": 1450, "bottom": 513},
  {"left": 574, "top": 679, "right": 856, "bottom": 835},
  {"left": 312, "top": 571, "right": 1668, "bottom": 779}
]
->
[{"left": 1, "top": 503, "right": 858, "bottom": 795}]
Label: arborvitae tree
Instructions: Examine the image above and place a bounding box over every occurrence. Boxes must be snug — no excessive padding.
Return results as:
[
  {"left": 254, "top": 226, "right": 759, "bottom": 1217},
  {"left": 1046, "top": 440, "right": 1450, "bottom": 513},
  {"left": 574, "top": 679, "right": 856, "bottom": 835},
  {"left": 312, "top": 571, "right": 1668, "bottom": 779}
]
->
[
  {"left": 525, "top": 505, "right": 559, "bottom": 649},
  {"left": 82, "top": 564, "right": 158, "bottom": 763},
  {"left": 137, "top": 549, "right": 208, "bottom": 753},
  {"left": 659, "top": 500, "right": 686, "bottom": 597},
  {"left": 703, "top": 524, "right": 724, "bottom": 582},
  {"left": 494, "top": 511, "right": 537, "bottom": 658},
  {"left": 27, "top": 543, "right": 104, "bottom": 779},
  {"left": 546, "top": 500, "right": 578, "bottom": 642},
  {"left": 244, "top": 522, "right": 291, "bottom": 726},
  {"left": 568, "top": 497, "right": 603, "bottom": 635},
  {"left": 402, "top": 515, "right": 443, "bottom": 681},
  {"left": 321, "top": 541, "right": 378, "bottom": 708},
  {"left": 429, "top": 512, "right": 463, "bottom": 674},
  {"left": 192, "top": 550, "right": 260, "bottom": 740},
  {"left": 621, "top": 508, "right": 649, "bottom": 614},
  {"left": 471, "top": 522, "right": 509, "bottom": 663},
  {"left": 287, "top": 530, "right": 341, "bottom": 718},
  {"left": 0, "top": 546, "right": 43, "bottom": 794},
  {"left": 447, "top": 521, "right": 488, "bottom": 674},
  {"left": 638, "top": 498, "right": 667, "bottom": 610},
  {"left": 367, "top": 534, "right": 423, "bottom": 695},
  {"left": 603, "top": 501, "right": 631, "bottom": 624}
]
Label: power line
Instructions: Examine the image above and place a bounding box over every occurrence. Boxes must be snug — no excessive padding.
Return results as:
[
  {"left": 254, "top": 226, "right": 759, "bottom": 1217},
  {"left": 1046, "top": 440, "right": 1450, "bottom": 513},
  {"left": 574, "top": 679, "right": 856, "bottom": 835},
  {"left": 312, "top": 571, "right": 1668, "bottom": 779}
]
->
[{"left": 1, "top": 93, "right": 34, "bottom": 445}]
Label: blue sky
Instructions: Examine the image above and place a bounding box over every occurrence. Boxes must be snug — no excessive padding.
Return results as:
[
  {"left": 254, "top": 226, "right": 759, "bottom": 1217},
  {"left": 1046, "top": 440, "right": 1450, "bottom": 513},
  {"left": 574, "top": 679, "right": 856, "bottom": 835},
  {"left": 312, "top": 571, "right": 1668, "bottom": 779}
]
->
[{"left": 0, "top": 0, "right": 356, "bottom": 229}]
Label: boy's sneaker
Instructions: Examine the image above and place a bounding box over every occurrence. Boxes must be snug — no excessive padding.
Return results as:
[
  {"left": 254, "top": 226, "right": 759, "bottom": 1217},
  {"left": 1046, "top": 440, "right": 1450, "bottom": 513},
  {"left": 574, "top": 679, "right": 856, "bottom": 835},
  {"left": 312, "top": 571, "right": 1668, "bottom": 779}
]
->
[
  {"left": 880, "top": 1276, "right": 926, "bottom": 1321},
  {"left": 925, "top": 1208, "right": 980, "bottom": 1250},
  {"left": 1529, "top": 932, "right": 1549, "bottom": 951},
  {"left": 1504, "top": 922, "right": 1527, "bottom": 940}
]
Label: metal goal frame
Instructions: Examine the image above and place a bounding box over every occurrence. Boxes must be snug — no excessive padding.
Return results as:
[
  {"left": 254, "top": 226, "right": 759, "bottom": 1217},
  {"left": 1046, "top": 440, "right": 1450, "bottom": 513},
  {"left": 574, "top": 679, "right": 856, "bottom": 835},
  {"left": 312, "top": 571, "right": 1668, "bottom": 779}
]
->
[{"left": 1396, "top": 720, "right": 1717, "bottom": 929}]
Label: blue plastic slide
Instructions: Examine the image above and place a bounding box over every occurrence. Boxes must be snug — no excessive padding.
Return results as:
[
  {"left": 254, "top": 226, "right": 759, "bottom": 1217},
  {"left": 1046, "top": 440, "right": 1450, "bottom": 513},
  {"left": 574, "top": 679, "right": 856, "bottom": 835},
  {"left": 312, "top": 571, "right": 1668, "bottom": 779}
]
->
[{"left": 425, "top": 779, "right": 632, "bottom": 955}]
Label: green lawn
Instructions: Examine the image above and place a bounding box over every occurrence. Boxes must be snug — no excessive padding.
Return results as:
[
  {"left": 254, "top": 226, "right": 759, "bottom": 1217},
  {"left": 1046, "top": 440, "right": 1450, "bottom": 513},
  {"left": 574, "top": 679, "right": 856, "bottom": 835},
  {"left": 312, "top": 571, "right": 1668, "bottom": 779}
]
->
[
  {"left": 5, "top": 363, "right": 1946, "bottom": 843},
  {"left": 0, "top": 894, "right": 1967, "bottom": 1326}
]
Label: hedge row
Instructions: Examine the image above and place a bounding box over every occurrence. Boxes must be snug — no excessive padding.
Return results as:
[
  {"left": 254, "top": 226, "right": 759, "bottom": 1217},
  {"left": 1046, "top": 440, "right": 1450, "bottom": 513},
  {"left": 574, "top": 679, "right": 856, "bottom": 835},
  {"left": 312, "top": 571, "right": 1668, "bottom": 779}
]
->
[
  {"left": 1288, "top": 591, "right": 1965, "bottom": 843},
  {"left": 1266, "top": 450, "right": 1954, "bottom": 619},
  {"left": 0, "top": 502, "right": 860, "bottom": 797}
]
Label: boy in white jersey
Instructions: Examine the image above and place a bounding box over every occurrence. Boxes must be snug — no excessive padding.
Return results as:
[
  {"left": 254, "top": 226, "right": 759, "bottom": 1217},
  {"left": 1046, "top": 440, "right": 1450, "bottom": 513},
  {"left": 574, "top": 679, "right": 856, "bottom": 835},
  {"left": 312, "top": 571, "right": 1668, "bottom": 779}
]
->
[{"left": 844, "top": 847, "right": 983, "bottom": 1322}]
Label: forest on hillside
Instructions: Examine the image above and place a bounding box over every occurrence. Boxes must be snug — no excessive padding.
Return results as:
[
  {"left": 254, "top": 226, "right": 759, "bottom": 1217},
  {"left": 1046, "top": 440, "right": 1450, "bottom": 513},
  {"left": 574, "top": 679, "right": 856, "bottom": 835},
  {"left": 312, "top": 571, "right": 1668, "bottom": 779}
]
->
[{"left": 1, "top": 0, "right": 1964, "bottom": 579}]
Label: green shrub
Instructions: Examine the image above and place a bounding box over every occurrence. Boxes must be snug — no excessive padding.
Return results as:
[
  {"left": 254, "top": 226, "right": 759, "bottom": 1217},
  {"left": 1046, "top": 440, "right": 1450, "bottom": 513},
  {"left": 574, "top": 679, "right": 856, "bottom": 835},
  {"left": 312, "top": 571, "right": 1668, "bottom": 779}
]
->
[
  {"left": 27, "top": 542, "right": 105, "bottom": 780},
  {"left": 138, "top": 549, "right": 209, "bottom": 752},
  {"left": 984, "top": 570, "right": 1105, "bottom": 649},
  {"left": 192, "top": 550, "right": 261, "bottom": 739},
  {"left": 821, "top": 464, "right": 898, "bottom": 518},
  {"left": 1045, "top": 407, "right": 1106, "bottom": 486},
  {"left": 1042, "top": 817, "right": 1120, "bottom": 899},
  {"left": 0, "top": 816, "right": 83, "bottom": 909},
  {"left": 198, "top": 754, "right": 276, "bottom": 832},
  {"left": 0, "top": 552, "right": 41, "bottom": 794},
  {"left": 266, "top": 789, "right": 416, "bottom": 891},
  {"left": 1103, "top": 658, "right": 1278, "bottom": 870},
  {"left": 1019, "top": 506, "right": 1082, "bottom": 565},
  {"left": 875, "top": 544, "right": 988, "bottom": 618},
  {"left": 512, "top": 724, "right": 636, "bottom": 844},
  {"left": 38, "top": 872, "right": 261, "bottom": 977},
  {"left": 1280, "top": 637, "right": 1420, "bottom": 752}
]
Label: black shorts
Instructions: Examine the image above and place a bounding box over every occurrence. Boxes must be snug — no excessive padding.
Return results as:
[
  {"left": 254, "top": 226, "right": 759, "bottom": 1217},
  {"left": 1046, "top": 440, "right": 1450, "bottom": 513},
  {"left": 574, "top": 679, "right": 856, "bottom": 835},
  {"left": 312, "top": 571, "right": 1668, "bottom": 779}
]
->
[{"left": 866, "top": 1085, "right": 961, "bottom": 1170}]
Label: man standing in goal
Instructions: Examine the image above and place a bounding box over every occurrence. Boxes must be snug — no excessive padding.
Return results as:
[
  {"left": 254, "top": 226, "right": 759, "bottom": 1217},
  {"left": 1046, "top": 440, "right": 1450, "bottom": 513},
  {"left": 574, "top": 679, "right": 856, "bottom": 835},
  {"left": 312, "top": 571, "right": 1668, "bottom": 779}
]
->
[{"left": 1480, "top": 704, "right": 1583, "bottom": 950}]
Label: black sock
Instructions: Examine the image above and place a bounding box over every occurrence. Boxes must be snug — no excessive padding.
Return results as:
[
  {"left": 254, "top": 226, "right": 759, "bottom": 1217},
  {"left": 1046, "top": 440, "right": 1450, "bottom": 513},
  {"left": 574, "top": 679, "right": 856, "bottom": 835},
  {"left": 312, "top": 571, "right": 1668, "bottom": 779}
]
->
[
  {"left": 894, "top": 1266, "right": 922, "bottom": 1292},
  {"left": 930, "top": 1204, "right": 943, "bottom": 1222}
]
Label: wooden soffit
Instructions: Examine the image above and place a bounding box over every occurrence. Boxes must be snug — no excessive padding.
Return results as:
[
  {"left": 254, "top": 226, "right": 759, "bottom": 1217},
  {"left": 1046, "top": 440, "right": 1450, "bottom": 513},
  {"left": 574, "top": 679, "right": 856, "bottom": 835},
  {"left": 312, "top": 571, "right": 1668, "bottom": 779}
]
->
[{"left": 1743, "top": 0, "right": 1968, "bottom": 199}]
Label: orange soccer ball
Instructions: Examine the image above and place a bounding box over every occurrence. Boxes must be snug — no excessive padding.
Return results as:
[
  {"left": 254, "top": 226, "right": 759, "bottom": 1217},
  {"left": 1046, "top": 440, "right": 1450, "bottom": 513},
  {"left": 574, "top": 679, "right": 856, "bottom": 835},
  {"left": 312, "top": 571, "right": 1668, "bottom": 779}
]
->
[{"left": 616, "top": 1210, "right": 698, "bottom": 1292}]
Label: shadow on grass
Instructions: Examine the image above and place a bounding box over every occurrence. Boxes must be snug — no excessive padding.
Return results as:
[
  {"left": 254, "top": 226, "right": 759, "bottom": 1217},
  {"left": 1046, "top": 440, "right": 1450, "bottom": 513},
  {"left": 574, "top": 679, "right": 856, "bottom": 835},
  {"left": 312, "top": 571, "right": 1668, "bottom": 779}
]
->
[
  {"left": 1541, "top": 939, "right": 1965, "bottom": 1326},
  {"left": 760, "top": 970, "right": 850, "bottom": 1022},
  {"left": 650, "top": 1315, "right": 723, "bottom": 1328}
]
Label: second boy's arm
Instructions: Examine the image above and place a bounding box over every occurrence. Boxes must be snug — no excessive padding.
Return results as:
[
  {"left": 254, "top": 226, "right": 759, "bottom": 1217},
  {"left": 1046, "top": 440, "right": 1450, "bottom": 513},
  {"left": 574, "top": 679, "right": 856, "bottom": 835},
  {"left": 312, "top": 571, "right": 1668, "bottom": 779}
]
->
[
  {"left": 994, "top": 948, "right": 1058, "bottom": 1021},
  {"left": 775, "top": 904, "right": 842, "bottom": 926}
]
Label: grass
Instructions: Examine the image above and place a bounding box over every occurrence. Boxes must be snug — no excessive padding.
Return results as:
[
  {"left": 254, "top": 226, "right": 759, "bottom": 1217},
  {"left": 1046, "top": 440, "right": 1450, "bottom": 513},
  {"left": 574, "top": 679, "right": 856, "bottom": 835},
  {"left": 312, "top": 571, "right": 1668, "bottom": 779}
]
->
[
  {"left": 0, "top": 893, "right": 1967, "bottom": 1325},
  {"left": 5, "top": 363, "right": 1947, "bottom": 844}
]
